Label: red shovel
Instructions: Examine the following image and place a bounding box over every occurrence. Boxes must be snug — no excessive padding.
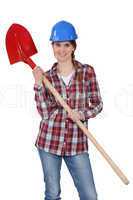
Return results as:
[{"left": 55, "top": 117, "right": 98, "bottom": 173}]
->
[
  {"left": 5, "top": 23, "right": 129, "bottom": 185},
  {"left": 6, "top": 23, "right": 37, "bottom": 68}
]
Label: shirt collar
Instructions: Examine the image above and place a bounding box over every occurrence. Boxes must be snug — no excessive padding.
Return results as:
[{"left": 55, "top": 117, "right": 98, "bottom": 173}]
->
[{"left": 51, "top": 60, "right": 83, "bottom": 77}]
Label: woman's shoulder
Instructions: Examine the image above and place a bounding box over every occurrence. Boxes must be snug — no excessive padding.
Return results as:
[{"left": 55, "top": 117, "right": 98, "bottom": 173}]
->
[
  {"left": 83, "top": 63, "right": 94, "bottom": 70},
  {"left": 76, "top": 60, "right": 95, "bottom": 73},
  {"left": 84, "top": 65, "right": 96, "bottom": 80}
]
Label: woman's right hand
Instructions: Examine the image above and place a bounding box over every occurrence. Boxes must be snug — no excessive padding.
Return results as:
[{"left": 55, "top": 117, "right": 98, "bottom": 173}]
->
[{"left": 32, "top": 66, "right": 44, "bottom": 85}]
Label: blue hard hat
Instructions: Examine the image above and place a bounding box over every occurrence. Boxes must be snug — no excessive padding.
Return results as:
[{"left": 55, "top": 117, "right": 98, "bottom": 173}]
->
[{"left": 49, "top": 20, "right": 78, "bottom": 42}]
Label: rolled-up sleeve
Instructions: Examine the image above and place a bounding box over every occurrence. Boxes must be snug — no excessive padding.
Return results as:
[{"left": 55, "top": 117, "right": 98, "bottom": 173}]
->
[{"left": 80, "top": 66, "right": 103, "bottom": 120}]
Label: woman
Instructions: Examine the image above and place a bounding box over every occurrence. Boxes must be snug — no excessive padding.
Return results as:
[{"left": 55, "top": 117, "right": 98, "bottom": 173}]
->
[{"left": 33, "top": 20, "right": 103, "bottom": 200}]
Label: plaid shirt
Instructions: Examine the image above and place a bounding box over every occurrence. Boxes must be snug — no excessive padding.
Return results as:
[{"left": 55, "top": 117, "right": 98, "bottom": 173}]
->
[{"left": 34, "top": 61, "right": 103, "bottom": 156}]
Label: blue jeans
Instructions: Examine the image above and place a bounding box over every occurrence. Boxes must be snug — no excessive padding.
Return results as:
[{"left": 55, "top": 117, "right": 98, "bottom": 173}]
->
[{"left": 38, "top": 149, "right": 97, "bottom": 200}]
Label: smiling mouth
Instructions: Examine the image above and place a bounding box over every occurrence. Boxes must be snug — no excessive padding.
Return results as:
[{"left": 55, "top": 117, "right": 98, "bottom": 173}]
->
[{"left": 59, "top": 54, "right": 67, "bottom": 57}]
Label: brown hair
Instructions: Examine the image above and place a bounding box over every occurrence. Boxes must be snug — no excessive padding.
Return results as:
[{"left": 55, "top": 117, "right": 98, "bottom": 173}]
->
[{"left": 70, "top": 40, "right": 83, "bottom": 82}]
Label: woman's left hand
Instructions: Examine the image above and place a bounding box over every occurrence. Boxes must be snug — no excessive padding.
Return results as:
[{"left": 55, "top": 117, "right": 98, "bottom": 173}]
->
[{"left": 67, "top": 110, "right": 85, "bottom": 122}]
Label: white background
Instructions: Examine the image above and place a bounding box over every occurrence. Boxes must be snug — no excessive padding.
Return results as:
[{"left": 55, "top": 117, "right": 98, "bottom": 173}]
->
[{"left": 0, "top": 0, "right": 132, "bottom": 199}]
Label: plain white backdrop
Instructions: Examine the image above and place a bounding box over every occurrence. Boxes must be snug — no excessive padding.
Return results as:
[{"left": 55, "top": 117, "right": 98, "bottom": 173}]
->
[{"left": 0, "top": 0, "right": 132, "bottom": 199}]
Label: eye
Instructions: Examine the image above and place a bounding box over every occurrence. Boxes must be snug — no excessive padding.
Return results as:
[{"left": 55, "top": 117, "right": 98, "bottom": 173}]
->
[
  {"left": 54, "top": 43, "right": 61, "bottom": 47},
  {"left": 64, "top": 43, "right": 71, "bottom": 47}
]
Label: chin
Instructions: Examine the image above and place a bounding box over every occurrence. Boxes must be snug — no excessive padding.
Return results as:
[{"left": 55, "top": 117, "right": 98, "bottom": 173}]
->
[
  {"left": 59, "top": 58, "right": 67, "bottom": 62},
  {"left": 57, "top": 56, "right": 70, "bottom": 63}
]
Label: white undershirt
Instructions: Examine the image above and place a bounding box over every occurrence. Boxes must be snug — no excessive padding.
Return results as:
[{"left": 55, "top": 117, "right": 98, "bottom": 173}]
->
[{"left": 58, "top": 70, "right": 75, "bottom": 86}]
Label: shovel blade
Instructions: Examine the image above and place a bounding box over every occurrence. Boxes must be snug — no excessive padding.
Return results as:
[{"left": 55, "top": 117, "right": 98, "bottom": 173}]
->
[{"left": 6, "top": 23, "right": 38, "bottom": 65}]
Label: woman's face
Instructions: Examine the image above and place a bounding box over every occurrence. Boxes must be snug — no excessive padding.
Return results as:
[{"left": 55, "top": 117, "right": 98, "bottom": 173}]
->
[{"left": 52, "top": 41, "right": 74, "bottom": 63}]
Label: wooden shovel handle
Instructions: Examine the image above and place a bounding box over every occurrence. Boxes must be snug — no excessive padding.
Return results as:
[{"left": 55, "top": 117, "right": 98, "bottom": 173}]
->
[{"left": 42, "top": 74, "right": 129, "bottom": 185}]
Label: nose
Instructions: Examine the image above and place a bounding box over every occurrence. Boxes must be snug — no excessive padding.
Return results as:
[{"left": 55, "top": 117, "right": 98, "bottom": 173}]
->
[
  {"left": 57, "top": 46, "right": 67, "bottom": 55},
  {"left": 60, "top": 45, "right": 66, "bottom": 52}
]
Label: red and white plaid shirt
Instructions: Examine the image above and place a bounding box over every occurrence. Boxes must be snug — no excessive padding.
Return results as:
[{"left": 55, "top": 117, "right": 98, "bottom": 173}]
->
[{"left": 34, "top": 61, "right": 103, "bottom": 156}]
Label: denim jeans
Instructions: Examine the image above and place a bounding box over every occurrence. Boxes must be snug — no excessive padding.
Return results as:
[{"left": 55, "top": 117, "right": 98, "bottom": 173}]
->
[{"left": 38, "top": 149, "right": 97, "bottom": 200}]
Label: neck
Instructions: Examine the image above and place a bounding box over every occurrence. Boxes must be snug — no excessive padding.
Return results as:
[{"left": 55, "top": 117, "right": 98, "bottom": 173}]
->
[{"left": 57, "top": 60, "right": 75, "bottom": 75}]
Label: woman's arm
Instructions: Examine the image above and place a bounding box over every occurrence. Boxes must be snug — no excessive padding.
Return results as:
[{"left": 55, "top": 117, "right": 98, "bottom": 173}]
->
[
  {"left": 33, "top": 67, "right": 54, "bottom": 119},
  {"left": 79, "top": 65, "right": 103, "bottom": 120}
]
